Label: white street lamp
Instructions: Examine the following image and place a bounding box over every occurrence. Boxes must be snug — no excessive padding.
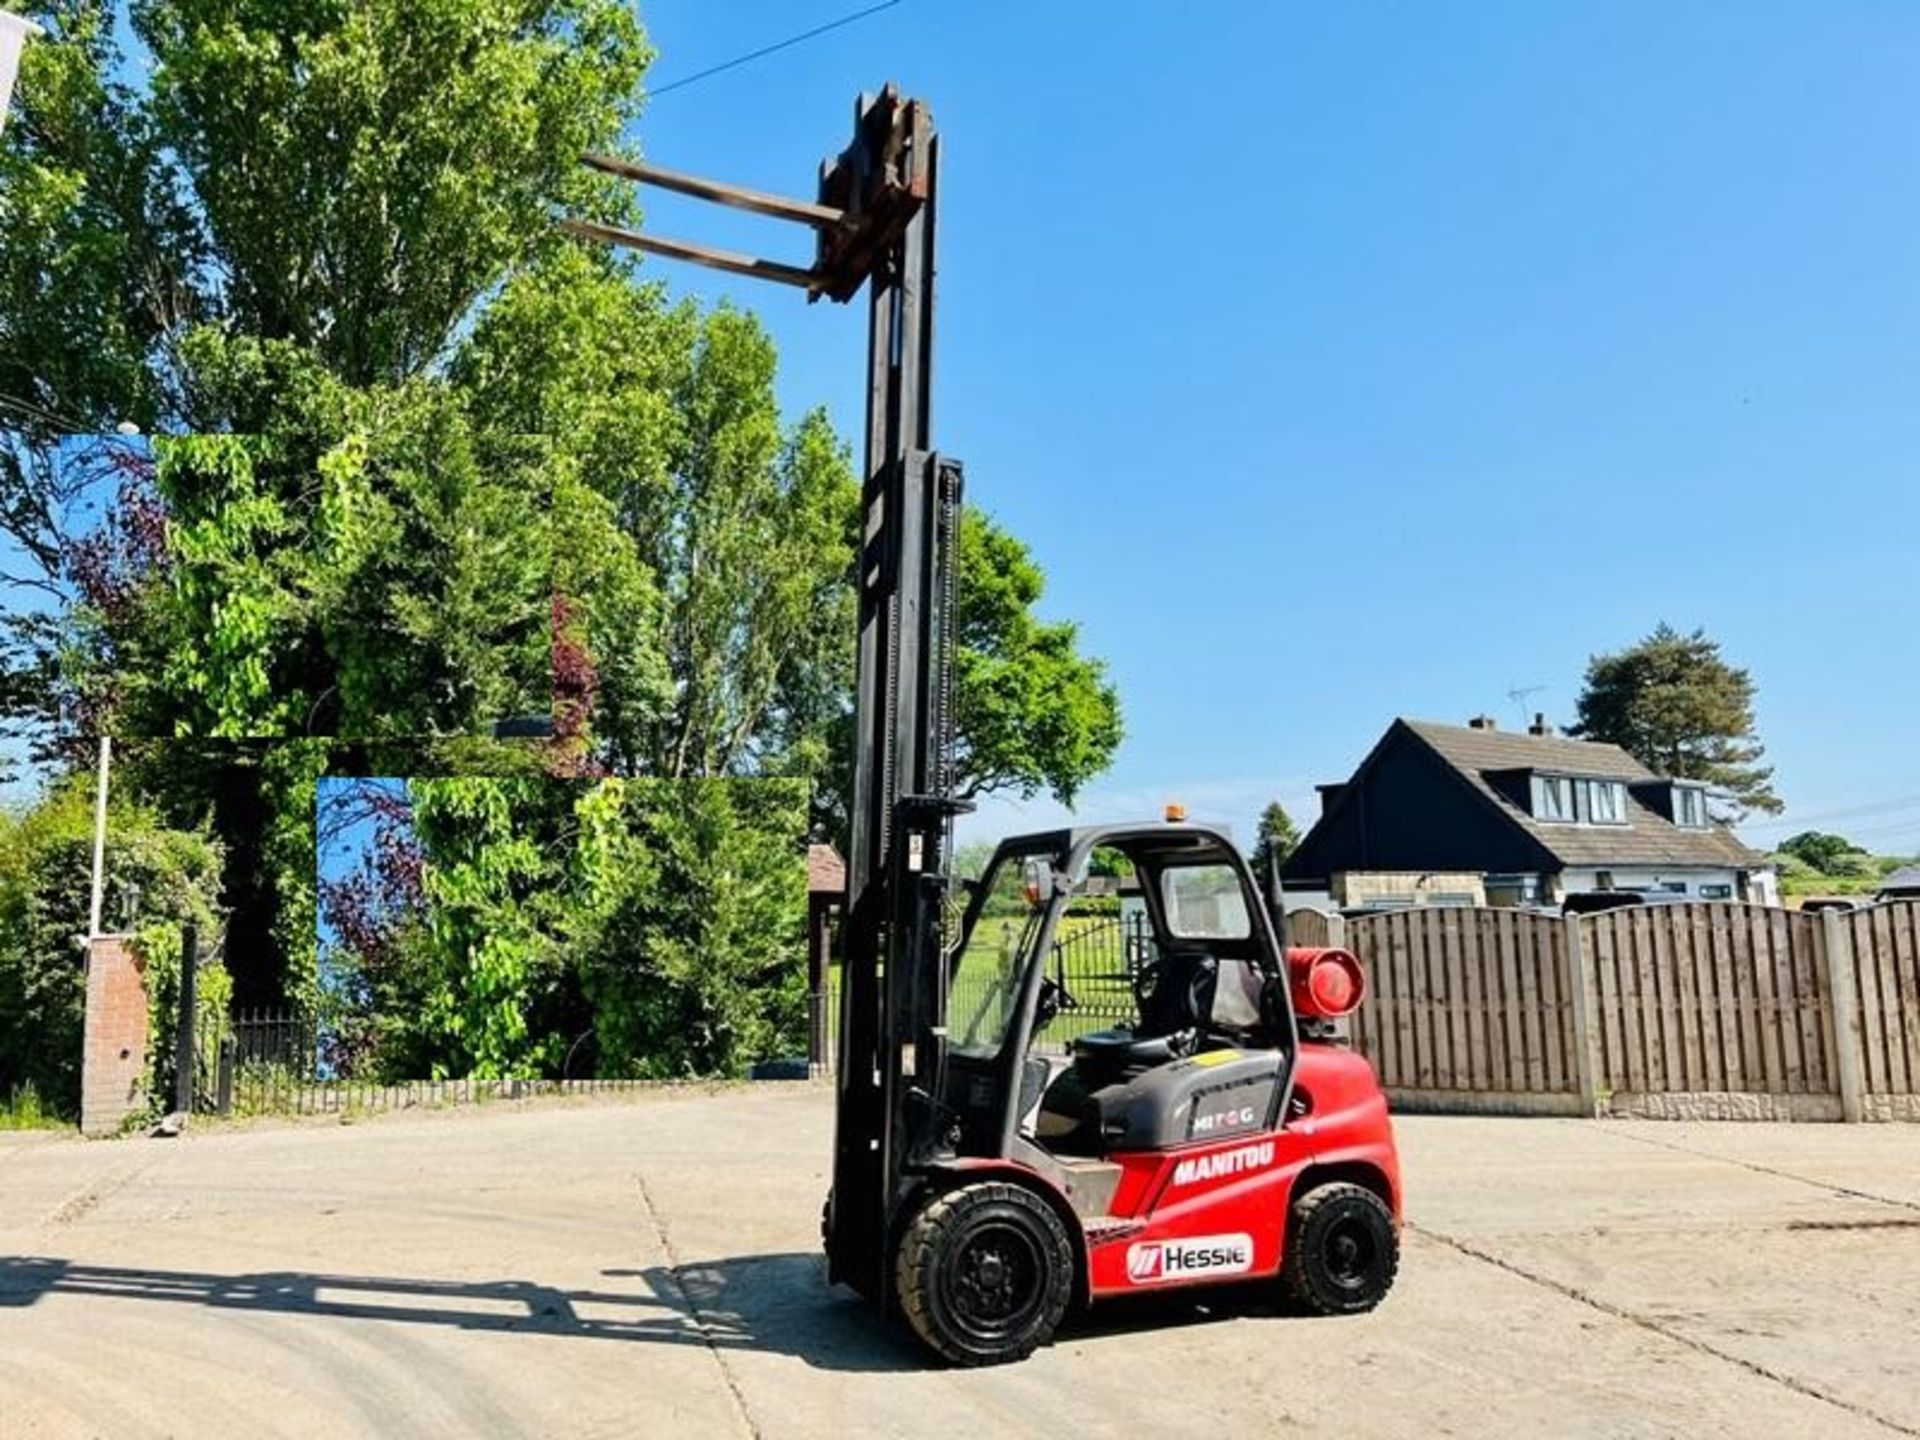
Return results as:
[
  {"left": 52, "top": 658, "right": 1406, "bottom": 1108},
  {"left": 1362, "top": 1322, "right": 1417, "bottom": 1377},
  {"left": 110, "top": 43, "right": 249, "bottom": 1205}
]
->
[
  {"left": 88, "top": 736, "right": 110, "bottom": 938},
  {"left": 0, "top": 10, "right": 42, "bottom": 138}
]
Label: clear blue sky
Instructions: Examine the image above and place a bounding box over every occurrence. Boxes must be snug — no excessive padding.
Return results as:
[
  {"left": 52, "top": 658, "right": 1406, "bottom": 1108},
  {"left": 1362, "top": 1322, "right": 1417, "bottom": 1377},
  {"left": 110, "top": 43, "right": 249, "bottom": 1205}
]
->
[{"left": 631, "top": 0, "right": 1920, "bottom": 855}]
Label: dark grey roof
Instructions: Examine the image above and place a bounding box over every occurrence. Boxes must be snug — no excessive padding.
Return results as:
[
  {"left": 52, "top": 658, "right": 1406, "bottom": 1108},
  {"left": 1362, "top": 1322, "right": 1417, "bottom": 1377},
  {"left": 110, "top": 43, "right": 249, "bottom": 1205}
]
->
[
  {"left": 1402, "top": 719, "right": 1762, "bottom": 871},
  {"left": 1881, "top": 865, "right": 1920, "bottom": 893}
]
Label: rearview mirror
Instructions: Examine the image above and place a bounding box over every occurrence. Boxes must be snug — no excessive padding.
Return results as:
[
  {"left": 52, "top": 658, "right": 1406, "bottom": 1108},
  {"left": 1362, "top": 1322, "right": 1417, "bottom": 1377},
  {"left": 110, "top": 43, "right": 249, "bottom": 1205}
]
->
[{"left": 1021, "top": 857, "right": 1053, "bottom": 908}]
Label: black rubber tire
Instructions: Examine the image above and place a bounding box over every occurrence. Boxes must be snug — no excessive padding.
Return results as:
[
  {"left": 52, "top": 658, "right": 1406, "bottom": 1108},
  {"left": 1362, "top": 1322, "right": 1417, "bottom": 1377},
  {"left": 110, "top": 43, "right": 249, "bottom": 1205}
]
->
[
  {"left": 1282, "top": 1181, "right": 1399, "bottom": 1316},
  {"left": 894, "top": 1181, "right": 1074, "bottom": 1366}
]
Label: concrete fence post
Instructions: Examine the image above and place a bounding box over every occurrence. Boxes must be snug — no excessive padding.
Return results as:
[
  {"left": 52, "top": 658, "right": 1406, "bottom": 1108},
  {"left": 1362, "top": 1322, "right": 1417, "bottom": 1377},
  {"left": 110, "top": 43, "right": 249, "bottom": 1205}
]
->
[
  {"left": 1562, "top": 914, "right": 1603, "bottom": 1117},
  {"left": 1819, "top": 908, "right": 1867, "bottom": 1123}
]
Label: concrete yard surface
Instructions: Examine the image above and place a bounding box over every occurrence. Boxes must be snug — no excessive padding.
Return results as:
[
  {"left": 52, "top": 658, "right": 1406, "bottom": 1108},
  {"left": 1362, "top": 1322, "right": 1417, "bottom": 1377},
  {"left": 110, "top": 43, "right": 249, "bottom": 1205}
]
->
[{"left": 2, "top": 1087, "right": 1917, "bottom": 1438}]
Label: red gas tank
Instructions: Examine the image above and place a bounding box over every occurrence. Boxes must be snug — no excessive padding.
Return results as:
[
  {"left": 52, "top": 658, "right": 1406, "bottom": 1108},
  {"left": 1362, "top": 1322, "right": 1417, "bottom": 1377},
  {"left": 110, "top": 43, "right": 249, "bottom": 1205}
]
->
[{"left": 1286, "top": 946, "right": 1366, "bottom": 1020}]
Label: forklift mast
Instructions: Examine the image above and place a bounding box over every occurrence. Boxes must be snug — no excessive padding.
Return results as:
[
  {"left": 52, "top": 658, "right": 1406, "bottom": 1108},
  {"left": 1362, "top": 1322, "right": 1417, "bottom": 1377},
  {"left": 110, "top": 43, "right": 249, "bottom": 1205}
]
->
[
  {"left": 825, "top": 90, "right": 962, "bottom": 1300},
  {"left": 566, "top": 88, "right": 962, "bottom": 1300}
]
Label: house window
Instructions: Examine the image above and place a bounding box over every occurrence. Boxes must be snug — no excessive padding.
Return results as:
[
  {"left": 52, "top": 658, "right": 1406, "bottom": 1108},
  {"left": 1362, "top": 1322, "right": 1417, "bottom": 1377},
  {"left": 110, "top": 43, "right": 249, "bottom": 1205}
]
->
[
  {"left": 1582, "top": 780, "right": 1628, "bottom": 825},
  {"left": 1700, "top": 883, "right": 1733, "bottom": 900},
  {"left": 1531, "top": 774, "right": 1575, "bottom": 822},
  {"left": 1674, "top": 786, "right": 1708, "bottom": 828},
  {"left": 1658, "top": 881, "right": 1687, "bottom": 894},
  {"left": 1485, "top": 874, "right": 1543, "bottom": 908}
]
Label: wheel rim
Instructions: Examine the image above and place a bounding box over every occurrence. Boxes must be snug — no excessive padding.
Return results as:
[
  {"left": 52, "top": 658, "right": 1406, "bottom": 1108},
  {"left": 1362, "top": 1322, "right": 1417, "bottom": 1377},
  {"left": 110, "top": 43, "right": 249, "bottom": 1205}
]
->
[
  {"left": 1323, "top": 1213, "right": 1378, "bottom": 1292},
  {"left": 941, "top": 1220, "right": 1046, "bottom": 1342}
]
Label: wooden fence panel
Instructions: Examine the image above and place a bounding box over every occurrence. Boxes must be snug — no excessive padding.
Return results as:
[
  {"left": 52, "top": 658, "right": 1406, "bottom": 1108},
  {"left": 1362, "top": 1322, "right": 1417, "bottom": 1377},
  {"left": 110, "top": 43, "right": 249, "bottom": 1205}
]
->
[
  {"left": 1852, "top": 905, "right": 1894, "bottom": 1094},
  {"left": 1496, "top": 910, "right": 1527, "bottom": 1087},
  {"left": 1345, "top": 908, "right": 1573, "bottom": 1096},
  {"left": 1287, "top": 909, "right": 1332, "bottom": 948},
  {"left": 1848, "top": 901, "right": 1920, "bottom": 1096},
  {"left": 1584, "top": 904, "right": 1828, "bottom": 1101},
  {"left": 1688, "top": 905, "right": 1725, "bottom": 1090},
  {"left": 1334, "top": 898, "right": 1919, "bottom": 1118},
  {"left": 1789, "top": 908, "right": 1828, "bottom": 1092},
  {"left": 1895, "top": 903, "right": 1920, "bottom": 1095},
  {"left": 1460, "top": 906, "right": 1490, "bottom": 1090}
]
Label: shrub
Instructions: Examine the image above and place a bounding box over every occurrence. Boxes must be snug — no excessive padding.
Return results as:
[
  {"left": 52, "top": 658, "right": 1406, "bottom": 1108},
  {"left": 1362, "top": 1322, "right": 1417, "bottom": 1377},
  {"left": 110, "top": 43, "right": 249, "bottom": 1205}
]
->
[{"left": 0, "top": 780, "right": 224, "bottom": 1118}]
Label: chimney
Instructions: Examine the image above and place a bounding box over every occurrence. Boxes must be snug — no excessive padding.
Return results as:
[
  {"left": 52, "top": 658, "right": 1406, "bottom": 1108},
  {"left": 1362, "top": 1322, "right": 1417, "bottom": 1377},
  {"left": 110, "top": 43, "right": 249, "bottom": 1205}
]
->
[
  {"left": 1467, "top": 714, "right": 1498, "bottom": 731},
  {"left": 1529, "top": 713, "right": 1553, "bottom": 737}
]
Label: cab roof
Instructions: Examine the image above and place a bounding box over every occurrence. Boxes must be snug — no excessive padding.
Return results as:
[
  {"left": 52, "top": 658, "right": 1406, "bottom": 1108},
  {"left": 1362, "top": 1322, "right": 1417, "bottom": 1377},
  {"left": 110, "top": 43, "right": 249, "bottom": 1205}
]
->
[{"left": 993, "top": 821, "right": 1242, "bottom": 866}]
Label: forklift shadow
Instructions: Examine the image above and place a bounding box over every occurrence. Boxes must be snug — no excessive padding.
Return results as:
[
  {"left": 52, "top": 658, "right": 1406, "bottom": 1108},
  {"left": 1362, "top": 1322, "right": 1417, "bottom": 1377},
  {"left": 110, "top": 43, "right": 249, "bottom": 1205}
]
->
[
  {"left": 0, "top": 1252, "right": 920, "bottom": 1373},
  {"left": 1052, "top": 1282, "right": 1309, "bottom": 1347},
  {"left": 0, "top": 1253, "right": 1306, "bottom": 1369}
]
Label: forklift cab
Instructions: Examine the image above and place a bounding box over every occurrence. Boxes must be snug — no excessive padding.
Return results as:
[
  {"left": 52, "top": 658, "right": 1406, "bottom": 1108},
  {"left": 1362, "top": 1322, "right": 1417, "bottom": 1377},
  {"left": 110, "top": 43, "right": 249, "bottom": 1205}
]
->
[{"left": 939, "top": 822, "right": 1296, "bottom": 1171}]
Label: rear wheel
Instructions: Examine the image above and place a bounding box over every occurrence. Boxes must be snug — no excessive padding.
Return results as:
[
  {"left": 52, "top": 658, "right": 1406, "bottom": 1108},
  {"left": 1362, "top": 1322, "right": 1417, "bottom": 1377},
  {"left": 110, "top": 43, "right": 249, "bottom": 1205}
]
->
[
  {"left": 1282, "top": 1181, "right": 1398, "bottom": 1315},
  {"left": 895, "top": 1181, "right": 1074, "bottom": 1366}
]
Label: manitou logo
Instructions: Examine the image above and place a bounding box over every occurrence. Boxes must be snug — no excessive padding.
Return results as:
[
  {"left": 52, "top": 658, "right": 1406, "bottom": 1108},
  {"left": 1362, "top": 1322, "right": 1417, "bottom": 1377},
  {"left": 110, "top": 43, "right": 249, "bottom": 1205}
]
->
[
  {"left": 1126, "top": 1234, "right": 1255, "bottom": 1284},
  {"left": 1172, "top": 1140, "right": 1275, "bottom": 1187}
]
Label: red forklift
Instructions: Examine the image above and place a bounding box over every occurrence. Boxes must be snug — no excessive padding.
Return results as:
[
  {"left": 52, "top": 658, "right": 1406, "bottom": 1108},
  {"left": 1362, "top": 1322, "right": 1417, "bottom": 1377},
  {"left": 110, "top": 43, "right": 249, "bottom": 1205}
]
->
[
  {"left": 860, "top": 818, "right": 1403, "bottom": 1363},
  {"left": 576, "top": 86, "right": 1400, "bottom": 1367}
]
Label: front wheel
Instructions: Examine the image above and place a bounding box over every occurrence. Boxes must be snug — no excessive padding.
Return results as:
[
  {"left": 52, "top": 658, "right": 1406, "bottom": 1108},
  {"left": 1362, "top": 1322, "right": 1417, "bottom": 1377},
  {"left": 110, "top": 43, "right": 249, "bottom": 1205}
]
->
[
  {"left": 894, "top": 1181, "right": 1074, "bottom": 1366},
  {"left": 1281, "top": 1181, "right": 1398, "bottom": 1315}
]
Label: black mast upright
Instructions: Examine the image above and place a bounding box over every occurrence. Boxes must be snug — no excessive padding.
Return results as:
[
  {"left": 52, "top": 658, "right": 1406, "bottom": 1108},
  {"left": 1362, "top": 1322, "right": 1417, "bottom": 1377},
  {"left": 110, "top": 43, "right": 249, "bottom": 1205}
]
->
[{"left": 821, "top": 88, "right": 963, "bottom": 1301}]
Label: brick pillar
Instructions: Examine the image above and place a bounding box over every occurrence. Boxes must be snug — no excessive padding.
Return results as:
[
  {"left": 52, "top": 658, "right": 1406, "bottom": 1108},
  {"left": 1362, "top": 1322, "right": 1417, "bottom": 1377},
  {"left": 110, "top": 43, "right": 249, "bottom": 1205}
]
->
[{"left": 81, "top": 934, "right": 148, "bottom": 1137}]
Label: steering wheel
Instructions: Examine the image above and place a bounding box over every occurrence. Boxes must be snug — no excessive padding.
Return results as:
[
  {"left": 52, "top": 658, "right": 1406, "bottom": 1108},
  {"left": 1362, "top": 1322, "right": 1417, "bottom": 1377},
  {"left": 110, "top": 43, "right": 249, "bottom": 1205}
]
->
[
  {"left": 1131, "top": 952, "right": 1211, "bottom": 1043},
  {"left": 1035, "top": 975, "right": 1080, "bottom": 1031}
]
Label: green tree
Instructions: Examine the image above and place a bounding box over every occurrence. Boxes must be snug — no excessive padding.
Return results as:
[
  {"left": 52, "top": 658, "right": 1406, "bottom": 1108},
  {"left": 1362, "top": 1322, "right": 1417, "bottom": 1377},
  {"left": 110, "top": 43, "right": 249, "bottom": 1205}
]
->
[
  {"left": 320, "top": 774, "right": 808, "bottom": 1081},
  {"left": 1775, "top": 831, "right": 1874, "bottom": 878},
  {"left": 407, "top": 775, "right": 579, "bottom": 1078},
  {"left": 457, "top": 255, "right": 1124, "bottom": 821},
  {"left": 575, "top": 778, "right": 808, "bottom": 1078},
  {"left": 952, "top": 511, "right": 1123, "bottom": 805},
  {"left": 3, "top": 0, "right": 649, "bottom": 743},
  {"left": 458, "top": 261, "right": 856, "bottom": 784},
  {"left": 951, "top": 840, "right": 996, "bottom": 884},
  {"left": 117, "top": 391, "right": 552, "bottom": 742},
  {"left": 1774, "top": 829, "right": 1866, "bottom": 875},
  {"left": 137, "top": 0, "right": 649, "bottom": 387},
  {"left": 1249, "top": 801, "right": 1300, "bottom": 878},
  {"left": 4, "top": 1, "right": 1128, "bottom": 1039},
  {"left": 1569, "top": 624, "right": 1781, "bottom": 820},
  {"left": 1, "top": 1, "right": 196, "bottom": 560}
]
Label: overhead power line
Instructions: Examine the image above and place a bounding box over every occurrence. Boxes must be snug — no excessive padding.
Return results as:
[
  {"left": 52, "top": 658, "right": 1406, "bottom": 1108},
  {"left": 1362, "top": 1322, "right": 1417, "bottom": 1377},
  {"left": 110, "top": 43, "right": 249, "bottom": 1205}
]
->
[
  {"left": 1742, "top": 792, "right": 1920, "bottom": 835},
  {"left": 0, "top": 389, "right": 91, "bottom": 434},
  {"left": 647, "top": 0, "right": 906, "bottom": 99}
]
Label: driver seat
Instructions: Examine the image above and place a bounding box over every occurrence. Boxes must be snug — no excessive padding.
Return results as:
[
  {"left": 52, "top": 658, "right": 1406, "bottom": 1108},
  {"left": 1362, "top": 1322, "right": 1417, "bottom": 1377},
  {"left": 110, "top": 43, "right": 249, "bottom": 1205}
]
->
[
  {"left": 1068, "top": 946, "right": 1219, "bottom": 1074},
  {"left": 1037, "top": 953, "right": 1284, "bottom": 1158}
]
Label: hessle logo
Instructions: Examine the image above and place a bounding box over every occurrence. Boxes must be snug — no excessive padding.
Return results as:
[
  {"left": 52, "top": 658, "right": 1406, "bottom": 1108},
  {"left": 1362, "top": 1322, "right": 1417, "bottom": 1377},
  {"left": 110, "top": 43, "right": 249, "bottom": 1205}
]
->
[
  {"left": 1172, "top": 1140, "right": 1275, "bottom": 1187},
  {"left": 1126, "top": 1233, "right": 1255, "bottom": 1283}
]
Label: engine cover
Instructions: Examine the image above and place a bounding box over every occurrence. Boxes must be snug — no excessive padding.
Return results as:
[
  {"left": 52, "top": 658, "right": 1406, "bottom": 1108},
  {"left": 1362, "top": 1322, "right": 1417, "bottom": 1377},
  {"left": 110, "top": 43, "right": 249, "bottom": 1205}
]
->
[{"left": 1037, "top": 1047, "right": 1286, "bottom": 1155}]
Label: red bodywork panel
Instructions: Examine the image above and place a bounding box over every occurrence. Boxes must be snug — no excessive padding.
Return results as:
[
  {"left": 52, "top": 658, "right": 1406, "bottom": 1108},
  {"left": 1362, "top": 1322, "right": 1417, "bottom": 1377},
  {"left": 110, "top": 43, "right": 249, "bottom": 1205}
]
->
[
  {"left": 1087, "top": 1044, "right": 1398, "bottom": 1298},
  {"left": 935, "top": 1045, "right": 1399, "bottom": 1303}
]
